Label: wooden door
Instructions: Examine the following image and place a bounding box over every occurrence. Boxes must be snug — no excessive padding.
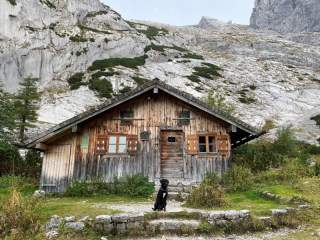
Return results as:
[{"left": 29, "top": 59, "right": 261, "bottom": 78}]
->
[
  {"left": 160, "top": 130, "right": 184, "bottom": 179},
  {"left": 40, "top": 144, "right": 72, "bottom": 193}
]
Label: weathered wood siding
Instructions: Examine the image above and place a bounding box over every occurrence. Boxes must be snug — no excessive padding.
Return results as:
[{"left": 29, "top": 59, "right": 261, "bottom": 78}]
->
[
  {"left": 41, "top": 90, "right": 232, "bottom": 192},
  {"left": 40, "top": 134, "right": 76, "bottom": 192}
]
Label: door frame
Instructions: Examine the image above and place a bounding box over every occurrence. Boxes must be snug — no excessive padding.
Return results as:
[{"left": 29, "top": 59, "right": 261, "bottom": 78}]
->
[{"left": 159, "top": 128, "right": 185, "bottom": 179}]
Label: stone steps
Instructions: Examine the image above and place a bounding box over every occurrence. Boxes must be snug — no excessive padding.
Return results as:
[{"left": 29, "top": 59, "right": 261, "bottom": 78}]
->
[{"left": 148, "top": 218, "right": 200, "bottom": 233}]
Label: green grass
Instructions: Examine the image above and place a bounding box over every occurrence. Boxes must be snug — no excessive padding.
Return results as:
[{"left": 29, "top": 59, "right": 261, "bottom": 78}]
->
[
  {"left": 88, "top": 55, "right": 147, "bottom": 71},
  {"left": 78, "top": 24, "right": 111, "bottom": 34},
  {"left": 127, "top": 21, "right": 168, "bottom": 40}
]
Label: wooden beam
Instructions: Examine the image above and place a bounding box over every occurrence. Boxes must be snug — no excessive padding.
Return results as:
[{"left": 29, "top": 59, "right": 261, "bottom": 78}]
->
[{"left": 35, "top": 143, "right": 48, "bottom": 151}]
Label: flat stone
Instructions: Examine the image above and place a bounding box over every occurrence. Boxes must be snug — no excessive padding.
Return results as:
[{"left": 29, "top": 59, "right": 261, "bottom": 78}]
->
[
  {"left": 299, "top": 204, "right": 310, "bottom": 209},
  {"left": 271, "top": 209, "right": 288, "bottom": 215},
  {"left": 46, "top": 230, "right": 59, "bottom": 239},
  {"left": 224, "top": 210, "right": 240, "bottom": 220},
  {"left": 128, "top": 212, "right": 144, "bottom": 222},
  {"left": 33, "top": 190, "right": 46, "bottom": 198},
  {"left": 215, "top": 219, "right": 228, "bottom": 226},
  {"left": 65, "top": 222, "right": 85, "bottom": 231},
  {"left": 64, "top": 216, "right": 76, "bottom": 222},
  {"left": 101, "top": 237, "right": 108, "bottom": 240},
  {"left": 112, "top": 213, "right": 130, "bottom": 223},
  {"left": 79, "top": 216, "right": 90, "bottom": 222},
  {"left": 208, "top": 211, "right": 225, "bottom": 220},
  {"left": 148, "top": 219, "right": 200, "bottom": 232},
  {"left": 239, "top": 210, "right": 250, "bottom": 218},
  {"left": 46, "top": 215, "right": 62, "bottom": 231},
  {"left": 96, "top": 215, "right": 112, "bottom": 224}
]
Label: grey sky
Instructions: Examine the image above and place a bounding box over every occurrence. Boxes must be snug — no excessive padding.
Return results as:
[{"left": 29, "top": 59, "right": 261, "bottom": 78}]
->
[{"left": 103, "top": 0, "right": 255, "bottom": 26}]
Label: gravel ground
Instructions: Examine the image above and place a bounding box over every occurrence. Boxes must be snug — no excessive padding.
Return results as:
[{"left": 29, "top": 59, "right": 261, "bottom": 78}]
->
[{"left": 130, "top": 228, "right": 300, "bottom": 240}]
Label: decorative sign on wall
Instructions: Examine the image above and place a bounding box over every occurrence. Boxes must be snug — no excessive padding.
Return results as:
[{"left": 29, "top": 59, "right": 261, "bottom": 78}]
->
[{"left": 140, "top": 131, "right": 150, "bottom": 141}]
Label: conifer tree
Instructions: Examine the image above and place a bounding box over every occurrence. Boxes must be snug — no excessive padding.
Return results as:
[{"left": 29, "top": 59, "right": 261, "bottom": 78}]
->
[
  {"left": 0, "top": 82, "right": 15, "bottom": 141},
  {"left": 14, "top": 77, "right": 40, "bottom": 143}
]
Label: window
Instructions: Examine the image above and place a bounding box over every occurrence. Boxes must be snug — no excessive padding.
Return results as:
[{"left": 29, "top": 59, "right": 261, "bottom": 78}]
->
[
  {"left": 81, "top": 133, "right": 89, "bottom": 149},
  {"left": 178, "top": 111, "right": 191, "bottom": 125},
  {"left": 120, "top": 110, "right": 134, "bottom": 125},
  {"left": 108, "top": 135, "right": 127, "bottom": 154},
  {"left": 168, "top": 136, "right": 176, "bottom": 143},
  {"left": 198, "top": 135, "right": 217, "bottom": 153}
]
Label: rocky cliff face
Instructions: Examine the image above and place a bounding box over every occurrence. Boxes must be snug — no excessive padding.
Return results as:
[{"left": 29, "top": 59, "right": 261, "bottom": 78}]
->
[
  {"left": 1, "top": 0, "right": 320, "bottom": 145},
  {"left": 250, "top": 0, "right": 320, "bottom": 33}
]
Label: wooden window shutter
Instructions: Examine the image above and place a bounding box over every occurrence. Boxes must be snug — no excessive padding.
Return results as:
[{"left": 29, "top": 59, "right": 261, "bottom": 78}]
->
[
  {"left": 217, "top": 134, "right": 230, "bottom": 156},
  {"left": 96, "top": 136, "right": 108, "bottom": 155},
  {"left": 127, "top": 135, "right": 138, "bottom": 156},
  {"left": 187, "top": 135, "right": 198, "bottom": 155}
]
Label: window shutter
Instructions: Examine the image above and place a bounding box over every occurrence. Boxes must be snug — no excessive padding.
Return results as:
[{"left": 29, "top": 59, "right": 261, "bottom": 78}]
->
[
  {"left": 187, "top": 135, "right": 198, "bottom": 155},
  {"left": 96, "top": 136, "right": 108, "bottom": 155},
  {"left": 127, "top": 135, "right": 138, "bottom": 156},
  {"left": 217, "top": 134, "right": 230, "bottom": 156}
]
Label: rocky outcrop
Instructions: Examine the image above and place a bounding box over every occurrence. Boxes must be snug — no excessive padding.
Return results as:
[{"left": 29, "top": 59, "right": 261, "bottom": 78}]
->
[
  {"left": 250, "top": 0, "right": 320, "bottom": 33},
  {"left": 1, "top": 0, "right": 320, "bottom": 145}
]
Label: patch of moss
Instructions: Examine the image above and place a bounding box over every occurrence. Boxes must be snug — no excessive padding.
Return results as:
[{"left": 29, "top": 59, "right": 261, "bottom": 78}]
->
[
  {"left": 132, "top": 76, "right": 149, "bottom": 86},
  {"left": 78, "top": 24, "right": 111, "bottom": 34},
  {"left": 88, "top": 55, "right": 148, "bottom": 71},
  {"left": 85, "top": 11, "right": 108, "bottom": 18},
  {"left": 69, "top": 35, "right": 88, "bottom": 42},
  {"left": 91, "top": 71, "right": 119, "bottom": 79},
  {"left": 7, "top": 0, "right": 17, "bottom": 6},
  {"left": 182, "top": 53, "right": 204, "bottom": 60},
  {"left": 144, "top": 44, "right": 188, "bottom": 53},
  {"left": 191, "top": 63, "right": 223, "bottom": 80},
  {"left": 311, "top": 115, "right": 320, "bottom": 127},
  {"left": 239, "top": 96, "right": 256, "bottom": 104},
  {"left": 118, "top": 86, "right": 132, "bottom": 94},
  {"left": 88, "top": 78, "right": 113, "bottom": 99},
  {"left": 127, "top": 21, "right": 168, "bottom": 40},
  {"left": 187, "top": 75, "right": 201, "bottom": 83},
  {"left": 75, "top": 48, "right": 88, "bottom": 57},
  {"left": 67, "top": 73, "right": 85, "bottom": 90}
]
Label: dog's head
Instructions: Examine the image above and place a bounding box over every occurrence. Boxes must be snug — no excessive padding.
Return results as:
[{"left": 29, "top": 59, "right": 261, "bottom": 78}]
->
[{"left": 160, "top": 179, "right": 169, "bottom": 188}]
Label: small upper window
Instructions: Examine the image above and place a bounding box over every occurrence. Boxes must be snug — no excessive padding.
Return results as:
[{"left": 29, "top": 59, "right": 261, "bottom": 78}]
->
[
  {"left": 178, "top": 111, "right": 191, "bottom": 125},
  {"left": 199, "top": 135, "right": 217, "bottom": 153},
  {"left": 168, "top": 137, "right": 176, "bottom": 143},
  {"left": 120, "top": 110, "right": 134, "bottom": 125}
]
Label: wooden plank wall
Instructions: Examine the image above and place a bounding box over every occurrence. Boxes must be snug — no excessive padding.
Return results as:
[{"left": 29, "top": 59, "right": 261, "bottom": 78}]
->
[{"left": 42, "top": 90, "right": 232, "bottom": 191}]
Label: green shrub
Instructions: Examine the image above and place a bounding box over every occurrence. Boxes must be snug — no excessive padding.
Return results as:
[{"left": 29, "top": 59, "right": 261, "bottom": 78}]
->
[
  {"left": 144, "top": 44, "right": 188, "bottom": 53},
  {"left": 186, "top": 174, "right": 227, "bottom": 208},
  {"left": 0, "top": 176, "right": 37, "bottom": 194},
  {"left": 91, "top": 71, "right": 118, "bottom": 79},
  {"left": 187, "top": 75, "right": 201, "bottom": 83},
  {"left": 39, "top": 0, "right": 56, "bottom": 9},
  {"left": 67, "top": 73, "right": 85, "bottom": 90},
  {"left": 118, "top": 86, "right": 132, "bottom": 94},
  {"left": 132, "top": 76, "right": 149, "bottom": 86},
  {"left": 203, "top": 89, "right": 235, "bottom": 114},
  {"left": 88, "top": 77, "right": 113, "bottom": 98},
  {"left": 315, "top": 161, "right": 320, "bottom": 176},
  {"left": 88, "top": 56, "right": 147, "bottom": 71},
  {"left": 182, "top": 53, "right": 204, "bottom": 60},
  {"left": 65, "top": 175, "right": 154, "bottom": 197},
  {"left": 311, "top": 114, "right": 320, "bottom": 126},
  {"left": 0, "top": 188, "right": 42, "bottom": 239},
  {"left": 222, "top": 165, "right": 254, "bottom": 192},
  {"left": 69, "top": 35, "right": 88, "bottom": 42},
  {"left": 7, "top": 0, "right": 16, "bottom": 6},
  {"left": 192, "top": 63, "right": 223, "bottom": 79}
]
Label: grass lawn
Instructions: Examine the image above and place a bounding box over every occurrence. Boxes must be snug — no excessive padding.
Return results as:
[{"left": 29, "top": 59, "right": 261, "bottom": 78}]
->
[{"left": 40, "top": 195, "right": 150, "bottom": 219}]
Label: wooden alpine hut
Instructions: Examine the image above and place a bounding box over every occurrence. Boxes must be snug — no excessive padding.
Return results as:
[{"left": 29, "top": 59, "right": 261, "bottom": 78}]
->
[{"left": 26, "top": 80, "right": 263, "bottom": 192}]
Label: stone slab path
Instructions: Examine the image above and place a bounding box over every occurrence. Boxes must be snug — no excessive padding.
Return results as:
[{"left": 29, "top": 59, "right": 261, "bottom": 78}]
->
[{"left": 94, "top": 200, "right": 206, "bottom": 214}]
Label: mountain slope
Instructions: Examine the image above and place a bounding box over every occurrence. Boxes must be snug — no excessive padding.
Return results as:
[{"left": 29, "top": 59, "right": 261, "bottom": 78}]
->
[
  {"left": 0, "top": 0, "right": 320, "bottom": 144},
  {"left": 250, "top": 0, "right": 320, "bottom": 33}
]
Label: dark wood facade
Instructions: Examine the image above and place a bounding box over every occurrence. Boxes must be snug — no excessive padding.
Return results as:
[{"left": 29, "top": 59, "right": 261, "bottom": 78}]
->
[{"left": 27, "top": 81, "right": 261, "bottom": 193}]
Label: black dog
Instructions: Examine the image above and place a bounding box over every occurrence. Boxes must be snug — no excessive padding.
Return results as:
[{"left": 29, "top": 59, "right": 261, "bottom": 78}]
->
[{"left": 153, "top": 179, "right": 169, "bottom": 211}]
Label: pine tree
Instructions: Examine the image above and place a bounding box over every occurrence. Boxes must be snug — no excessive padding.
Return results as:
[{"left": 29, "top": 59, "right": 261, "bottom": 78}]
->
[
  {"left": 0, "top": 83, "right": 16, "bottom": 141},
  {"left": 14, "top": 77, "right": 40, "bottom": 143}
]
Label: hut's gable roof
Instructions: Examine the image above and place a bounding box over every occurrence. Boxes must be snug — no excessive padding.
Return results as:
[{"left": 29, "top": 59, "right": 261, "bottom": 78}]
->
[{"left": 26, "top": 80, "right": 263, "bottom": 148}]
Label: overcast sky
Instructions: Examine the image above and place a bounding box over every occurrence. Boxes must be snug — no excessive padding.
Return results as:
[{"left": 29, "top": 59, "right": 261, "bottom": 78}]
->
[{"left": 103, "top": 0, "right": 255, "bottom": 26}]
